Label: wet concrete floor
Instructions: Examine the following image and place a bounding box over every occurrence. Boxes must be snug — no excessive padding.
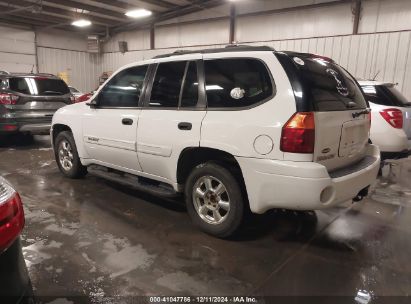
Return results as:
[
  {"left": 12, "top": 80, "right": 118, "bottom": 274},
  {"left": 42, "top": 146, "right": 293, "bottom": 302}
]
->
[{"left": 1, "top": 135, "right": 411, "bottom": 303}]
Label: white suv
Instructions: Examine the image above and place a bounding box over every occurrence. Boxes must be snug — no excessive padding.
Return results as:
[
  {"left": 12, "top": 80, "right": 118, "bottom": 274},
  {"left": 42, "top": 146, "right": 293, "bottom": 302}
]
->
[
  {"left": 51, "top": 46, "right": 380, "bottom": 237},
  {"left": 359, "top": 80, "right": 411, "bottom": 157}
]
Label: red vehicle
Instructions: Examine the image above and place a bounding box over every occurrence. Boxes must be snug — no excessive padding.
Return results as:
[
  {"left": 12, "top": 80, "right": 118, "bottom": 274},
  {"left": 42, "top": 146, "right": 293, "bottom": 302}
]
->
[
  {"left": 0, "top": 177, "right": 33, "bottom": 303},
  {"left": 75, "top": 92, "right": 93, "bottom": 103}
]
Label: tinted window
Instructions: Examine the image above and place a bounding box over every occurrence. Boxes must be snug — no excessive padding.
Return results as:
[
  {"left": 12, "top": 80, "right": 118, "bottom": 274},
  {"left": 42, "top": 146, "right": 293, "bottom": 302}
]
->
[
  {"left": 98, "top": 65, "right": 148, "bottom": 107},
  {"left": 292, "top": 56, "right": 367, "bottom": 111},
  {"left": 150, "top": 61, "right": 186, "bottom": 108},
  {"left": 204, "top": 59, "right": 273, "bottom": 108},
  {"left": 362, "top": 85, "right": 411, "bottom": 107},
  {"left": 9, "top": 77, "right": 70, "bottom": 95},
  {"left": 181, "top": 62, "right": 199, "bottom": 108}
]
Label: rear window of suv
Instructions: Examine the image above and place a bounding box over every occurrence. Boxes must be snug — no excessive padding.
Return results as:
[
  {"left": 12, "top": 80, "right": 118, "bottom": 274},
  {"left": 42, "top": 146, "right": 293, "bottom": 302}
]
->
[
  {"left": 277, "top": 52, "right": 367, "bottom": 111},
  {"left": 362, "top": 84, "right": 411, "bottom": 107},
  {"left": 204, "top": 58, "right": 274, "bottom": 108},
  {"left": 9, "top": 77, "right": 70, "bottom": 96}
]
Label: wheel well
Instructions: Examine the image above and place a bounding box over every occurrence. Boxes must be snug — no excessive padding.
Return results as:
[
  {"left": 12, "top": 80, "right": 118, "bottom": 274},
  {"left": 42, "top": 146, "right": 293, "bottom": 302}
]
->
[
  {"left": 177, "top": 147, "right": 245, "bottom": 185},
  {"left": 52, "top": 124, "right": 72, "bottom": 143}
]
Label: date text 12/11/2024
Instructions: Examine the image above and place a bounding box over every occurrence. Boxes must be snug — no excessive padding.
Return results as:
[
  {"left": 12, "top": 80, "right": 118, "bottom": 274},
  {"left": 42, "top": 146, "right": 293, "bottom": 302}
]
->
[{"left": 149, "top": 297, "right": 258, "bottom": 303}]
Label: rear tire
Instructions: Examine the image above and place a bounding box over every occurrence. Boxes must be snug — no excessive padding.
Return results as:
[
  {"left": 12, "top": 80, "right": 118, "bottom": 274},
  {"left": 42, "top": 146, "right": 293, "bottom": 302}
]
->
[
  {"left": 54, "top": 131, "right": 87, "bottom": 179},
  {"left": 185, "top": 162, "right": 244, "bottom": 238}
]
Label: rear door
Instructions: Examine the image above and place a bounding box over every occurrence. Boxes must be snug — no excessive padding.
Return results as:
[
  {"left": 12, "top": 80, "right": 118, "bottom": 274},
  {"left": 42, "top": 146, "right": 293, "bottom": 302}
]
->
[
  {"left": 137, "top": 55, "right": 206, "bottom": 183},
  {"left": 290, "top": 55, "right": 370, "bottom": 172}
]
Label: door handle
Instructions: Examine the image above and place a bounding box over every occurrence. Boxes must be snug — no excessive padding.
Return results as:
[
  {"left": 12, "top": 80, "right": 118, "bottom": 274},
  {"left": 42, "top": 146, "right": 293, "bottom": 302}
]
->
[
  {"left": 122, "top": 118, "right": 133, "bottom": 125},
  {"left": 178, "top": 122, "right": 192, "bottom": 130}
]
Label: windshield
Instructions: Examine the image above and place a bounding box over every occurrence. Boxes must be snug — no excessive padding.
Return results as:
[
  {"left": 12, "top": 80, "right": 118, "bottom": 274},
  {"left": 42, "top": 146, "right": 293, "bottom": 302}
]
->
[
  {"left": 296, "top": 57, "right": 367, "bottom": 111},
  {"left": 276, "top": 52, "right": 367, "bottom": 112},
  {"left": 9, "top": 77, "right": 70, "bottom": 96},
  {"left": 362, "top": 84, "right": 411, "bottom": 107}
]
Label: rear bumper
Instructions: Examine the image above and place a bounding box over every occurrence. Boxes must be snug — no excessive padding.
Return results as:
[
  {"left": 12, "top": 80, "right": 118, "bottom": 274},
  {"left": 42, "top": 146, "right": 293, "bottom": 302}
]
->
[
  {"left": 0, "top": 120, "right": 51, "bottom": 135},
  {"left": 237, "top": 144, "right": 381, "bottom": 214},
  {"left": 370, "top": 127, "right": 409, "bottom": 152}
]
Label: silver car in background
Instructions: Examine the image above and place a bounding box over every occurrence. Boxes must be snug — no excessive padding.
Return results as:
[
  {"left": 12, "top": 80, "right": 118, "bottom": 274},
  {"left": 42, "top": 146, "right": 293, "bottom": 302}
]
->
[{"left": 0, "top": 72, "right": 72, "bottom": 135}]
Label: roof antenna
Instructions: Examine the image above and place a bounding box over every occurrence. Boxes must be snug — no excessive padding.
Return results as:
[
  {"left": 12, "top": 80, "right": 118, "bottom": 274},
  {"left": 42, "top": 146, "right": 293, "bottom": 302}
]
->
[
  {"left": 372, "top": 70, "right": 380, "bottom": 81},
  {"left": 30, "top": 64, "right": 35, "bottom": 74}
]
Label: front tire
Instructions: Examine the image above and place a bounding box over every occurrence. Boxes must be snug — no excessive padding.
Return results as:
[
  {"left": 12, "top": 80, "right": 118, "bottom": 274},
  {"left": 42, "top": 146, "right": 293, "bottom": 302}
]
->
[
  {"left": 54, "top": 131, "right": 87, "bottom": 179},
  {"left": 185, "top": 162, "right": 244, "bottom": 238}
]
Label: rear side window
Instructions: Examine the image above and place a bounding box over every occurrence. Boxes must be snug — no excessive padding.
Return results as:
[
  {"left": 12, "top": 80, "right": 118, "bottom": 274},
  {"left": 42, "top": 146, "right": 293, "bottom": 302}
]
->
[
  {"left": 9, "top": 77, "right": 70, "bottom": 96},
  {"left": 150, "top": 61, "right": 186, "bottom": 108},
  {"left": 292, "top": 57, "right": 367, "bottom": 111},
  {"left": 362, "top": 85, "right": 411, "bottom": 107},
  {"left": 204, "top": 59, "right": 273, "bottom": 108},
  {"left": 98, "top": 65, "right": 148, "bottom": 108}
]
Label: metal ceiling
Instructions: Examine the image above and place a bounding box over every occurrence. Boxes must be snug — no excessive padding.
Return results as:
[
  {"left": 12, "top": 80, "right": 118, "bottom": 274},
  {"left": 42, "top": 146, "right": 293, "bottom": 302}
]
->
[{"left": 0, "top": 0, "right": 226, "bottom": 34}]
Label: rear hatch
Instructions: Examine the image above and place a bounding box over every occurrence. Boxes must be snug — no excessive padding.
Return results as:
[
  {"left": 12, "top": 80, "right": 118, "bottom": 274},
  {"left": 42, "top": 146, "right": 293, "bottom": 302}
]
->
[
  {"left": 277, "top": 52, "right": 370, "bottom": 172},
  {"left": 4, "top": 76, "right": 71, "bottom": 123},
  {"left": 362, "top": 84, "right": 411, "bottom": 140}
]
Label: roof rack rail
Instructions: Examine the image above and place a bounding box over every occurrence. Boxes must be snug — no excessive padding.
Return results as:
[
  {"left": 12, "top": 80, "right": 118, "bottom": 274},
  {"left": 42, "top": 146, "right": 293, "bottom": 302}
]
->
[
  {"left": 153, "top": 45, "right": 275, "bottom": 59},
  {"left": 225, "top": 44, "right": 252, "bottom": 48},
  {"left": 37, "top": 73, "right": 56, "bottom": 77}
]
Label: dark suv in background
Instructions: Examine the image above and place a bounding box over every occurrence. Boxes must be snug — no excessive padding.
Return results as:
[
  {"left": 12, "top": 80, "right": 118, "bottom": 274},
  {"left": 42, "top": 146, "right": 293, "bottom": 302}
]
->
[{"left": 0, "top": 72, "right": 72, "bottom": 135}]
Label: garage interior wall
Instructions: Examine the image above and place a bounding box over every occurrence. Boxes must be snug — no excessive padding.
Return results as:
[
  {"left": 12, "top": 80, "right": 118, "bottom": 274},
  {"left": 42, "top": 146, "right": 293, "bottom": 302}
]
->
[
  {"left": 0, "top": 25, "right": 100, "bottom": 93},
  {"left": 0, "top": 0, "right": 410, "bottom": 98},
  {"left": 102, "top": 0, "right": 411, "bottom": 100},
  {"left": 0, "top": 24, "right": 37, "bottom": 74},
  {"left": 36, "top": 29, "right": 101, "bottom": 93}
]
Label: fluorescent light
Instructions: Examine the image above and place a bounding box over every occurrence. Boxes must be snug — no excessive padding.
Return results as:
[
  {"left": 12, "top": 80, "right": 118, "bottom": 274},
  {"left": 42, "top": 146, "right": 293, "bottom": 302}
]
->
[
  {"left": 72, "top": 19, "right": 92, "bottom": 27},
  {"left": 206, "top": 85, "right": 224, "bottom": 91},
  {"left": 125, "top": 9, "right": 152, "bottom": 18}
]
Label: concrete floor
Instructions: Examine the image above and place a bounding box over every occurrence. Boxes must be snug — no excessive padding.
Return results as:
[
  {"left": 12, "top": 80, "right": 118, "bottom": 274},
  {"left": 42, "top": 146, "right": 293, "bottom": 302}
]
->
[{"left": 1, "top": 135, "right": 411, "bottom": 303}]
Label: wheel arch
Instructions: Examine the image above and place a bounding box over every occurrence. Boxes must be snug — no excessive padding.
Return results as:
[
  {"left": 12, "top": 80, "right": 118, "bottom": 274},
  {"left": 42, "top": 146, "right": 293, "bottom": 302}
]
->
[
  {"left": 52, "top": 124, "right": 72, "bottom": 144},
  {"left": 176, "top": 147, "right": 247, "bottom": 196}
]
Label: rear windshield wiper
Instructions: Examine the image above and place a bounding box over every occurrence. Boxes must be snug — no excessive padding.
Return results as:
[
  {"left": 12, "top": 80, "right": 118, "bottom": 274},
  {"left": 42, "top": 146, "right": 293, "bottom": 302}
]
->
[{"left": 352, "top": 108, "right": 371, "bottom": 118}]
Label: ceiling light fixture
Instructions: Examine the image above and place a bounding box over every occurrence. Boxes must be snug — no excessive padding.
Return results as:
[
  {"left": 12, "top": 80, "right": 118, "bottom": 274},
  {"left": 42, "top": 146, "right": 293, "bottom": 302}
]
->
[
  {"left": 71, "top": 19, "right": 92, "bottom": 27},
  {"left": 125, "top": 9, "right": 152, "bottom": 18}
]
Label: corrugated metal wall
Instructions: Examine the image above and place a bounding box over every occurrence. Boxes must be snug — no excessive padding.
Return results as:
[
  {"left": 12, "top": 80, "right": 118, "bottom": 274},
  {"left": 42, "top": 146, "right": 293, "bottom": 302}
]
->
[
  {"left": 0, "top": 26, "right": 100, "bottom": 93},
  {"left": 1, "top": 0, "right": 407, "bottom": 97},
  {"left": 0, "top": 25, "right": 36, "bottom": 73},
  {"left": 247, "top": 32, "right": 411, "bottom": 100},
  {"left": 101, "top": 31, "right": 411, "bottom": 100},
  {"left": 101, "top": 0, "right": 411, "bottom": 100},
  {"left": 37, "top": 47, "right": 101, "bottom": 93},
  {"left": 36, "top": 29, "right": 101, "bottom": 93}
]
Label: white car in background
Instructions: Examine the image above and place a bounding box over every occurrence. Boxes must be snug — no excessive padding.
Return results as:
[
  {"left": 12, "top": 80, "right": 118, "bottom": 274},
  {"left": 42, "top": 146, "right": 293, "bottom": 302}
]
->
[{"left": 359, "top": 81, "right": 411, "bottom": 158}]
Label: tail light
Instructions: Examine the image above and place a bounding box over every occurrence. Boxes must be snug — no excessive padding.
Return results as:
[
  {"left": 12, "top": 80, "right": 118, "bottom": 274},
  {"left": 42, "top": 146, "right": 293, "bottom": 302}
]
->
[
  {"left": 280, "top": 112, "right": 315, "bottom": 153},
  {"left": 0, "top": 178, "right": 24, "bottom": 253},
  {"left": 380, "top": 108, "right": 403, "bottom": 129},
  {"left": 0, "top": 93, "right": 19, "bottom": 105}
]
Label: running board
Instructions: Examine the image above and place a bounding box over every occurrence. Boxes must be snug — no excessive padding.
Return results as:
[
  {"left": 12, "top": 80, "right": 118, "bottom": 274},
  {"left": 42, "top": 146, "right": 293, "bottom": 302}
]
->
[{"left": 88, "top": 165, "right": 178, "bottom": 198}]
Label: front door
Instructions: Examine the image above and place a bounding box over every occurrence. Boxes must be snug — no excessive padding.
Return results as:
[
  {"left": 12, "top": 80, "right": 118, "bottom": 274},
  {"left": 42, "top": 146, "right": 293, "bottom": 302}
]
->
[{"left": 83, "top": 65, "right": 148, "bottom": 173}]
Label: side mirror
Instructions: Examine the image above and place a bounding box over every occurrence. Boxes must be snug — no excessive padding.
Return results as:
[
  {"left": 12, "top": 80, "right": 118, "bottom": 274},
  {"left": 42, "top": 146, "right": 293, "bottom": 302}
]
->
[{"left": 86, "top": 99, "right": 98, "bottom": 109}]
